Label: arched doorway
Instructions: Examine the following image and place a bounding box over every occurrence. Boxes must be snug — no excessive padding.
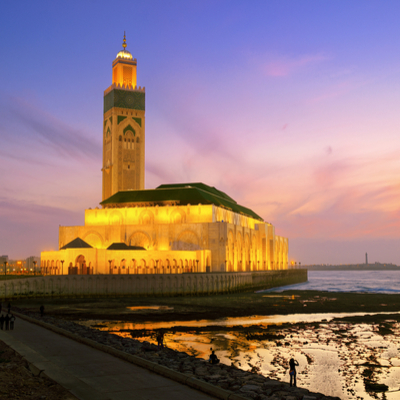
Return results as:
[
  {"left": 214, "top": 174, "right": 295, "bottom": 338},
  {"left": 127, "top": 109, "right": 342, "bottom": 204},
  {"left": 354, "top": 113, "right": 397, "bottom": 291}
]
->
[{"left": 75, "top": 255, "right": 85, "bottom": 275}]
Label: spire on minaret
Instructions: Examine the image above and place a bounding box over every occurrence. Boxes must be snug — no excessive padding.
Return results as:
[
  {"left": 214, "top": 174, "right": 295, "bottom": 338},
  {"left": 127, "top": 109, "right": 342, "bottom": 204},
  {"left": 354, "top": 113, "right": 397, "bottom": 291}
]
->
[
  {"left": 115, "top": 31, "right": 133, "bottom": 60},
  {"left": 122, "top": 31, "right": 127, "bottom": 50}
]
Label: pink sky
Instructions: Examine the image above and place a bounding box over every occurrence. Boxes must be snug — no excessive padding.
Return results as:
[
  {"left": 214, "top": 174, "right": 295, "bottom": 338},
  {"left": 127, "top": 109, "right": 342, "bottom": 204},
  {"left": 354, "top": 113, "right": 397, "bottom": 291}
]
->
[{"left": 1, "top": 1, "right": 400, "bottom": 264}]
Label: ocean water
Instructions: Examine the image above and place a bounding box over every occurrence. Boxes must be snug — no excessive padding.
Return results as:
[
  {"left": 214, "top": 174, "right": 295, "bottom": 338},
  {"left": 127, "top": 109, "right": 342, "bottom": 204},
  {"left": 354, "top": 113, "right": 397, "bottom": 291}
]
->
[{"left": 267, "top": 270, "right": 400, "bottom": 293}]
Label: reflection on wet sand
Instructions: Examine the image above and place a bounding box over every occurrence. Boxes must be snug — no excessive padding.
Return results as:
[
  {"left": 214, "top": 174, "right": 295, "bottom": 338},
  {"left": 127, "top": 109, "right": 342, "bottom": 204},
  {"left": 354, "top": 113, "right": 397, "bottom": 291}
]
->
[
  {"left": 78, "top": 312, "right": 400, "bottom": 400},
  {"left": 126, "top": 306, "right": 174, "bottom": 311}
]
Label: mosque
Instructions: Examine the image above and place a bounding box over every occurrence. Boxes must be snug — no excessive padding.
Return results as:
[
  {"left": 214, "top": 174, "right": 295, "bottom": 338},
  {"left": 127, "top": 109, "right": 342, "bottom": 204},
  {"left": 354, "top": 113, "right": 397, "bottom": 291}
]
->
[{"left": 40, "top": 35, "right": 288, "bottom": 276}]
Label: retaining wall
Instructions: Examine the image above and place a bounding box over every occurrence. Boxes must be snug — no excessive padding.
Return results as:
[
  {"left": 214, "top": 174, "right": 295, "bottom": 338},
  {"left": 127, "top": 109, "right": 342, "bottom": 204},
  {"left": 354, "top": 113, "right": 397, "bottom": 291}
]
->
[{"left": 0, "top": 269, "right": 307, "bottom": 299}]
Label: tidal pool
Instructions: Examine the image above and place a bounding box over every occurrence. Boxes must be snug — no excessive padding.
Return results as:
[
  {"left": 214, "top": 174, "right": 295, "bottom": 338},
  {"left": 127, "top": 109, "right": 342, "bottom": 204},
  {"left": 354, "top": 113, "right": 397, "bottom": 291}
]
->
[{"left": 78, "top": 312, "right": 400, "bottom": 400}]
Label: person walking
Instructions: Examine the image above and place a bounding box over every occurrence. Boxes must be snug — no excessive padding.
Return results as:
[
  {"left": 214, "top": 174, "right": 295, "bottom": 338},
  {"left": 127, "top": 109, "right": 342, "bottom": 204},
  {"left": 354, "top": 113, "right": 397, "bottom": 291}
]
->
[
  {"left": 0, "top": 314, "right": 4, "bottom": 330},
  {"left": 4, "top": 314, "right": 10, "bottom": 331},
  {"left": 10, "top": 314, "right": 15, "bottom": 330},
  {"left": 289, "top": 358, "right": 299, "bottom": 387}
]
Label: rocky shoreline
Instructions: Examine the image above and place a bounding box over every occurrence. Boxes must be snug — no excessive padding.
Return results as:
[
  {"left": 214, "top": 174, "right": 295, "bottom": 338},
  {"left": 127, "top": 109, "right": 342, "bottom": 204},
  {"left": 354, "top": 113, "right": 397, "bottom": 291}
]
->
[{"left": 15, "top": 308, "right": 340, "bottom": 400}]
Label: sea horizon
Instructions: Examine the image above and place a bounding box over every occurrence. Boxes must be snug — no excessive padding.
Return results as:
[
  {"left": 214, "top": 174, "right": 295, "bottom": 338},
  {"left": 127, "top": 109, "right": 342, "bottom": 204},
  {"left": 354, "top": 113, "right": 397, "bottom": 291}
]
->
[{"left": 265, "top": 270, "right": 400, "bottom": 294}]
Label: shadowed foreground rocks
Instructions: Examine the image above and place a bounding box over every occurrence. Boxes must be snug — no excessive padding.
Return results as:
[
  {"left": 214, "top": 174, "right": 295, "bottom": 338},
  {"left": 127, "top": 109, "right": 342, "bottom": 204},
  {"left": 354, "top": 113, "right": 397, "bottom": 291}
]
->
[
  {"left": 0, "top": 340, "right": 77, "bottom": 400},
  {"left": 16, "top": 308, "right": 340, "bottom": 400}
]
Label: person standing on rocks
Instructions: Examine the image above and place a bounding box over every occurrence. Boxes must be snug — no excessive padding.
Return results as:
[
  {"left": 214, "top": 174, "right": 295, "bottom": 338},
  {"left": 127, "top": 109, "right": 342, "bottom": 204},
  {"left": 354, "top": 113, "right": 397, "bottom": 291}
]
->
[
  {"left": 0, "top": 314, "right": 4, "bottom": 330},
  {"left": 157, "top": 331, "right": 164, "bottom": 349},
  {"left": 208, "top": 349, "right": 220, "bottom": 364},
  {"left": 289, "top": 358, "right": 299, "bottom": 387}
]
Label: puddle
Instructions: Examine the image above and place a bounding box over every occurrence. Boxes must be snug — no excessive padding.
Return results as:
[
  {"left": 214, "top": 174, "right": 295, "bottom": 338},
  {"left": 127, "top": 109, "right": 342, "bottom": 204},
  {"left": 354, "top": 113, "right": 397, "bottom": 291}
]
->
[
  {"left": 126, "top": 306, "right": 174, "bottom": 311},
  {"left": 77, "top": 312, "right": 400, "bottom": 400},
  {"left": 79, "top": 311, "right": 400, "bottom": 331}
]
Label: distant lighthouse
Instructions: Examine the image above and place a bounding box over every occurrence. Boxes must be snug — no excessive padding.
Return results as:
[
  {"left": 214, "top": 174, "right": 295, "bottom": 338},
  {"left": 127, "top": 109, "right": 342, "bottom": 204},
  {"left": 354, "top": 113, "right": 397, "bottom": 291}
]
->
[{"left": 365, "top": 252, "right": 368, "bottom": 265}]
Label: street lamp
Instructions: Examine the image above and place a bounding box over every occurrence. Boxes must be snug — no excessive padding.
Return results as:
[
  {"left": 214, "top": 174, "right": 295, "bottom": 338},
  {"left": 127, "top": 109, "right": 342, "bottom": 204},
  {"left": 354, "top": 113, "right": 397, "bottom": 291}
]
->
[
  {"left": 33, "top": 261, "right": 37, "bottom": 276},
  {"left": 4, "top": 261, "right": 8, "bottom": 278},
  {"left": 108, "top": 260, "right": 112, "bottom": 275},
  {"left": 61, "top": 260, "right": 64, "bottom": 275}
]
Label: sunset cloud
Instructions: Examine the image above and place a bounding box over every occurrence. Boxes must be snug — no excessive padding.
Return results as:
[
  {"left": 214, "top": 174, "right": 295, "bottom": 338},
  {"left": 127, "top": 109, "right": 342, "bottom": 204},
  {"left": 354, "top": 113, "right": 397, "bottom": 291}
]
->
[
  {"left": 261, "top": 53, "right": 330, "bottom": 77},
  {"left": 0, "top": 94, "right": 101, "bottom": 161}
]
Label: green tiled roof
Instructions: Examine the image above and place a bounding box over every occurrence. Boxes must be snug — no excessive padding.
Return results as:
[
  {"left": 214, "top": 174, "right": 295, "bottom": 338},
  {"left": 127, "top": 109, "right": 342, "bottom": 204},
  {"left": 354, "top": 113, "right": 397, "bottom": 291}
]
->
[
  {"left": 101, "top": 182, "right": 263, "bottom": 221},
  {"left": 61, "top": 237, "right": 93, "bottom": 250},
  {"left": 107, "top": 243, "right": 146, "bottom": 250}
]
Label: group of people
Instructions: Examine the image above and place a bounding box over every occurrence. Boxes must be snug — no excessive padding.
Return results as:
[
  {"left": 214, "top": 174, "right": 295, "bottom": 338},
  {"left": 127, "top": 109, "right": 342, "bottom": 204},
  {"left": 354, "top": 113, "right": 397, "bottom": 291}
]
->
[
  {"left": 154, "top": 330, "right": 300, "bottom": 387},
  {"left": 0, "top": 302, "right": 16, "bottom": 331}
]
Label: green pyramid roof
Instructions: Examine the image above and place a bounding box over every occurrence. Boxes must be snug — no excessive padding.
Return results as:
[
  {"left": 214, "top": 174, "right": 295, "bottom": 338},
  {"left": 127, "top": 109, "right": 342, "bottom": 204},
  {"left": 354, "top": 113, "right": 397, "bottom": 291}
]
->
[
  {"left": 100, "top": 182, "right": 263, "bottom": 221},
  {"left": 60, "top": 237, "right": 93, "bottom": 250},
  {"left": 107, "top": 243, "right": 146, "bottom": 251}
]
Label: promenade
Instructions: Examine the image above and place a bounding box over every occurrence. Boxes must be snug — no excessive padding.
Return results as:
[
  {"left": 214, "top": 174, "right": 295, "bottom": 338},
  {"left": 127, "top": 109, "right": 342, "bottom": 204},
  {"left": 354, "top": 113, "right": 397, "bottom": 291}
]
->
[{"left": 0, "top": 318, "right": 218, "bottom": 400}]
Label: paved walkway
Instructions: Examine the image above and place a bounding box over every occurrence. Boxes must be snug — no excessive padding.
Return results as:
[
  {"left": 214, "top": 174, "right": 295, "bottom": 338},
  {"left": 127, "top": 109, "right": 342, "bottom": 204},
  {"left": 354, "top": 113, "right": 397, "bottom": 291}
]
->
[{"left": 0, "top": 318, "right": 217, "bottom": 400}]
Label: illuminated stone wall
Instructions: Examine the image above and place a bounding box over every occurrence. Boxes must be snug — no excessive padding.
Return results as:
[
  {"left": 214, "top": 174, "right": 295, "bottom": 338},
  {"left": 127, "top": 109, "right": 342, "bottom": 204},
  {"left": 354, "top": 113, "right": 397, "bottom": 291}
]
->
[
  {"left": 102, "top": 89, "right": 146, "bottom": 200},
  {"left": 41, "top": 203, "right": 288, "bottom": 275},
  {"left": 0, "top": 269, "right": 307, "bottom": 299}
]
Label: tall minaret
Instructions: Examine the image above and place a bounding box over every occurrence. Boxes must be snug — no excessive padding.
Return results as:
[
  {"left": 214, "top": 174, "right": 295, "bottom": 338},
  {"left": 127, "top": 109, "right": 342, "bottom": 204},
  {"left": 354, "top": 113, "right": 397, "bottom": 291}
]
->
[{"left": 102, "top": 33, "right": 145, "bottom": 201}]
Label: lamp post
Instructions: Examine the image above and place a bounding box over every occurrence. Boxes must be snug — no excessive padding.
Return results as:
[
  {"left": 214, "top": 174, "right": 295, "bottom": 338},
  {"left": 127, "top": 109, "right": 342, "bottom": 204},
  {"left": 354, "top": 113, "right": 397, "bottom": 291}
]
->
[
  {"left": 108, "top": 260, "right": 112, "bottom": 275},
  {"left": 61, "top": 260, "right": 64, "bottom": 275},
  {"left": 257, "top": 260, "right": 260, "bottom": 271},
  {"left": 196, "top": 260, "right": 199, "bottom": 272},
  {"left": 4, "top": 261, "right": 8, "bottom": 278},
  {"left": 33, "top": 261, "right": 37, "bottom": 276}
]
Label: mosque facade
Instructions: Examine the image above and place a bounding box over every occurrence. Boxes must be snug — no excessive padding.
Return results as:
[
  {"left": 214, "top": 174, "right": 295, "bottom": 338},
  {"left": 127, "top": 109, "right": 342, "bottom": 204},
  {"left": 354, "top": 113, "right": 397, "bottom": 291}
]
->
[{"left": 40, "top": 36, "right": 288, "bottom": 275}]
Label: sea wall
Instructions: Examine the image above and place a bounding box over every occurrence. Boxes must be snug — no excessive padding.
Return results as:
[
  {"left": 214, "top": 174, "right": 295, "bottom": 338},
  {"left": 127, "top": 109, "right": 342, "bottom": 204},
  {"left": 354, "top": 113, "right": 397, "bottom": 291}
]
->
[{"left": 0, "top": 269, "right": 307, "bottom": 299}]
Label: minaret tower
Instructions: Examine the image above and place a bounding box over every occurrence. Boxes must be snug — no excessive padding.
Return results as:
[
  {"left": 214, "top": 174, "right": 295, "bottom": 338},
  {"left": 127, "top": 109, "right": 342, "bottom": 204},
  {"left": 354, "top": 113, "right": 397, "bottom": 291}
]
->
[{"left": 102, "top": 33, "right": 145, "bottom": 201}]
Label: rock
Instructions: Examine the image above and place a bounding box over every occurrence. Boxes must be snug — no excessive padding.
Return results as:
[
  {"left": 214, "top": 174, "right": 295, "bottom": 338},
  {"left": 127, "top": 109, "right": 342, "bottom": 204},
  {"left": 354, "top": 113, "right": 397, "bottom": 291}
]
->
[{"left": 240, "top": 384, "right": 262, "bottom": 392}]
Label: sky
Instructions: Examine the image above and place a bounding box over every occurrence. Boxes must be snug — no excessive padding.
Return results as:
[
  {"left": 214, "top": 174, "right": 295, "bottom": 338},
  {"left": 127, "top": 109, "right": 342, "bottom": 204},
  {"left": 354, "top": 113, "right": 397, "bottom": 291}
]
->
[{"left": 1, "top": 1, "right": 400, "bottom": 264}]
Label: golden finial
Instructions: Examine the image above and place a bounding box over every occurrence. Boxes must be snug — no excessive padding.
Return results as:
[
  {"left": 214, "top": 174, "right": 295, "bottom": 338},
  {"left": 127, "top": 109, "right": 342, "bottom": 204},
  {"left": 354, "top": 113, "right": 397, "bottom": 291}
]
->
[{"left": 122, "top": 31, "right": 127, "bottom": 50}]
